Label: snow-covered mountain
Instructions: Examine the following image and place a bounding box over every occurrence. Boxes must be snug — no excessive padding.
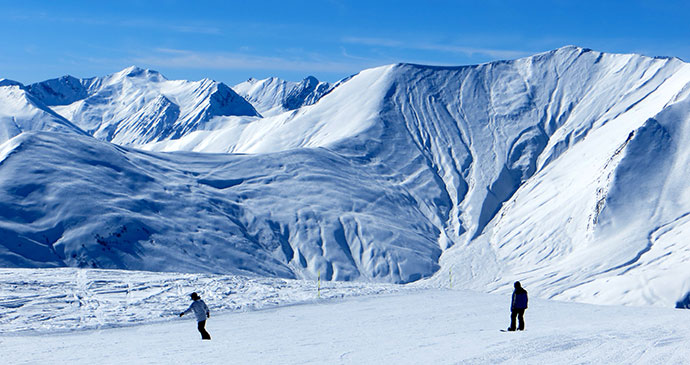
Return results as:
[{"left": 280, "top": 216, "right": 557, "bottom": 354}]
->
[
  {"left": 140, "top": 66, "right": 390, "bottom": 153},
  {"left": 0, "top": 78, "right": 24, "bottom": 87},
  {"left": 2, "top": 46, "right": 690, "bottom": 308},
  {"left": 25, "top": 75, "right": 89, "bottom": 106},
  {"left": 233, "top": 76, "right": 332, "bottom": 116},
  {"left": 27, "top": 67, "right": 259, "bottom": 145},
  {"left": 0, "top": 131, "right": 441, "bottom": 282},
  {"left": 0, "top": 81, "right": 86, "bottom": 143}
]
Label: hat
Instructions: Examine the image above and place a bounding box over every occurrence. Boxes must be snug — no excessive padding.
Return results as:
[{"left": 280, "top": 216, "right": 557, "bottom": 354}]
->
[{"left": 190, "top": 292, "right": 200, "bottom": 300}]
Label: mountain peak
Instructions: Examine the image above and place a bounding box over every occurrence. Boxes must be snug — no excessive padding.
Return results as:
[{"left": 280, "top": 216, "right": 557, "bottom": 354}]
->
[
  {"left": 534, "top": 45, "right": 685, "bottom": 65},
  {"left": 557, "top": 45, "right": 590, "bottom": 52},
  {"left": 0, "top": 83, "right": 86, "bottom": 143},
  {"left": 26, "top": 75, "right": 88, "bottom": 106},
  {"left": 302, "top": 75, "right": 319, "bottom": 83},
  {"left": 0, "top": 78, "right": 24, "bottom": 88},
  {"left": 116, "top": 66, "right": 164, "bottom": 80},
  {"left": 22, "top": 68, "right": 259, "bottom": 144},
  {"left": 234, "top": 75, "right": 332, "bottom": 115}
]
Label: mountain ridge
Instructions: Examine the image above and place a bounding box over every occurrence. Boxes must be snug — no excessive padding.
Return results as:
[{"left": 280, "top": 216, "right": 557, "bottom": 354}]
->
[
  {"left": 2, "top": 47, "right": 690, "bottom": 307},
  {"left": 26, "top": 67, "right": 260, "bottom": 145},
  {"left": 0, "top": 83, "right": 87, "bottom": 143},
  {"left": 233, "top": 75, "right": 332, "bottom": 117}
]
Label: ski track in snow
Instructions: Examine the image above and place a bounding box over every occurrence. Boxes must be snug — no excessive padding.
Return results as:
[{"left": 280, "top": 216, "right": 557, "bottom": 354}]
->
[
  {"left": 0, "top": 268, "right": 411, "bottom": 334},
  {"left": 1, "top": 276, "right": 689, "bottom": 364}
]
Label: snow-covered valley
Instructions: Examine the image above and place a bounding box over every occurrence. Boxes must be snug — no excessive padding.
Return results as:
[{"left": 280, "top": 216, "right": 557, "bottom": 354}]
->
[{"left": 2, "top": 45, "right": 690, "bottom": 312}]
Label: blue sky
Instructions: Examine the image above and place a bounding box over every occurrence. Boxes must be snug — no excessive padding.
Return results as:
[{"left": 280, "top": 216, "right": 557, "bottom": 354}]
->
[{"left": 2, "top": 0, "right": 690, "bottom": 85}]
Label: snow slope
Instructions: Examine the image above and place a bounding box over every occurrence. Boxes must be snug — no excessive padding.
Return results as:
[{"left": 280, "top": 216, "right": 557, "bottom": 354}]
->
[
  {"left": 0, "top": 268, "right": 408, "bottom": 333},
  {"left": 164, "top": 46, "right": 690, "bottom": 306},
  {"left": 3, "top": 47, "right": 690, "bottom": 307},
  {"left": 25, "top": 75, "right": 89, "bottom": 106},
  {"left": 0, "top": 82, "right": 85, "bottom": 143},
  {"left": 28, "top": 67, "right": 259, "bottom": 145},
  {"left": 0, "top": 79, "right": 24, "bottom": 87},
  {"left": 0, "top": 131, "right": 441, "bottom": 283},
  {"left": 2, "top": 269, "right": 689, "bottom": 364},
  {"left": 140, "top": 65, "right": 392, "bottom": 153},
  {"left": 428, "top": 49, "right": 690, "bottom": 307},
  {"left": 233, "top": 76, "right": 332, "bottom": 116}
]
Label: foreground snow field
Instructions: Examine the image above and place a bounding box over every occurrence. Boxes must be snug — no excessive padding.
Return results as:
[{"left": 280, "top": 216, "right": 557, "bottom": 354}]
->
[
  {"left": 1, "top": 270, "right": 689, "bottom": 364},
  {"left": 0, "top": 268, "right": 409, "bottom": 333}
]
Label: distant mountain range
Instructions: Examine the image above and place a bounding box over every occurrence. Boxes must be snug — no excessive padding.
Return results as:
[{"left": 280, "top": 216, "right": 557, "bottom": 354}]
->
[
  {"left": 2, "top": 46, "right": 690, "bottom": 307},
  {"left": 233, "top": 75, "right": 332, "bottom": 116}
]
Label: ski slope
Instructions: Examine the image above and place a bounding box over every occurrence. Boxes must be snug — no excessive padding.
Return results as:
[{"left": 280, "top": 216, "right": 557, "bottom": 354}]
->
[
  {"left": 0, "top": 268, "right": 409, "bottom": 333},
  {"left": 2, "top": 280, "right": 689, "bottom": 364}
]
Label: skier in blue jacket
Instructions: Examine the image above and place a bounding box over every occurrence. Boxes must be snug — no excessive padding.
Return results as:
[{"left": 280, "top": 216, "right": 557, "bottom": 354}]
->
[
  {"left": 508, "top": 281, "right": 528, "bottom": 331},
  {"left": 180, "top": 292, "right": 211, "bottom": 340}
]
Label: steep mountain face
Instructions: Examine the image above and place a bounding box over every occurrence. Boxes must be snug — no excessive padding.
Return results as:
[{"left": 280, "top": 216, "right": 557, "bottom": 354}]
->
[
  {"left": 28, "top": 67, "right": 259, "bottom": 145},
  {"left": 141, "top": 66, "right": 391, "bottom": 153},
  {"left": 233, "top": 76, "right": 332, "bottom": 116},
  {"left": 2, "top": 47, "right": 690, "bottom": 306},
  {"left": 0, "top": 79, "right": 24, "bottom": 87},
  {"left": 0, "top": 82, "right": 86, "bottom": 143},
  {"left": 407, "top": 48, "right": 690, "bottom": 307},
  {"left": 477, "top": 89, "right": 690, "bottom": 307},
  {"left": 25, "top": 75, "right": 88, "bottom": 106}
]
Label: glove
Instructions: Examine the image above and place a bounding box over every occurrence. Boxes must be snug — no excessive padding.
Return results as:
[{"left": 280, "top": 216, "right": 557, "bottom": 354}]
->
[
  {"left": 179, "top": 313, "right": 184, "bottom": 317},
  {"left": 207, "top": 312, "right": 210, "bottom": 318}
]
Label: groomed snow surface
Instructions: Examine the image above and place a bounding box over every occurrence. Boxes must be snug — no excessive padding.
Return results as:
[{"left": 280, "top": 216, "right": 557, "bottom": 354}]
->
[{"left": 2, "top": 269, "right": 690, "bottom": 364}]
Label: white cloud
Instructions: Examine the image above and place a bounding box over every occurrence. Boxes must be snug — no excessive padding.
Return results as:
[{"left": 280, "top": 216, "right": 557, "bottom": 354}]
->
[
  {"left": 134, "top": 49, "right": 383, "bottom": 73},
  {"left": 342, "top": 37, "right": 405, "bottom": 48},
  {"left": 342, "top": 36, "right": 532, "bottom": 59}
]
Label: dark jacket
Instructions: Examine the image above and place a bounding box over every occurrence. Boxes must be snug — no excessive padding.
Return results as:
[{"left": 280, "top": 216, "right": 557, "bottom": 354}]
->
[{"left": 511, "top": 287, "right": 528, "bottom": 310}]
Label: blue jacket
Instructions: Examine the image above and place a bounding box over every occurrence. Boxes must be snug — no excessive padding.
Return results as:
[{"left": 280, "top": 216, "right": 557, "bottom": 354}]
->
[{"left": 511, "top": 288, "right": 528, "bottom": 310}]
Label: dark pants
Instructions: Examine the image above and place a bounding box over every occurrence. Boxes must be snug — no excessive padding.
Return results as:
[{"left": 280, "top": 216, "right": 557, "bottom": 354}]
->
[
  {"left": 509, "top": 308, "right": 525, "bottom": 331},
  {"left": 198, "top": 320, "right": 211, "bottom": 340}
]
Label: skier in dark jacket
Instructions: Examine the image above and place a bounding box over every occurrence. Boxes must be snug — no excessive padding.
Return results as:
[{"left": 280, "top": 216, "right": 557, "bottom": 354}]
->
[
  {"left": 508, "top": 281, "right": 528, "bottom": 331},
  {"left": 180, "top": 292, "right": 211, "bottom": 340}
]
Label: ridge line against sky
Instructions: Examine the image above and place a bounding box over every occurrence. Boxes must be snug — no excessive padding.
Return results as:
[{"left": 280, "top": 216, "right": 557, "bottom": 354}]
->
[{"left": 2, "top": 0, "right": 690, "bottom": 85}]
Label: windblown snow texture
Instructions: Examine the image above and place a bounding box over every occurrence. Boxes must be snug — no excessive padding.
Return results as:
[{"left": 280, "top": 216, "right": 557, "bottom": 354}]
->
[
  {"left": 2, "top": 47, "right": 690, "bottom": 306},
  {"left": 0, "top": 132, "right": 440, "bottom": 283}
]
